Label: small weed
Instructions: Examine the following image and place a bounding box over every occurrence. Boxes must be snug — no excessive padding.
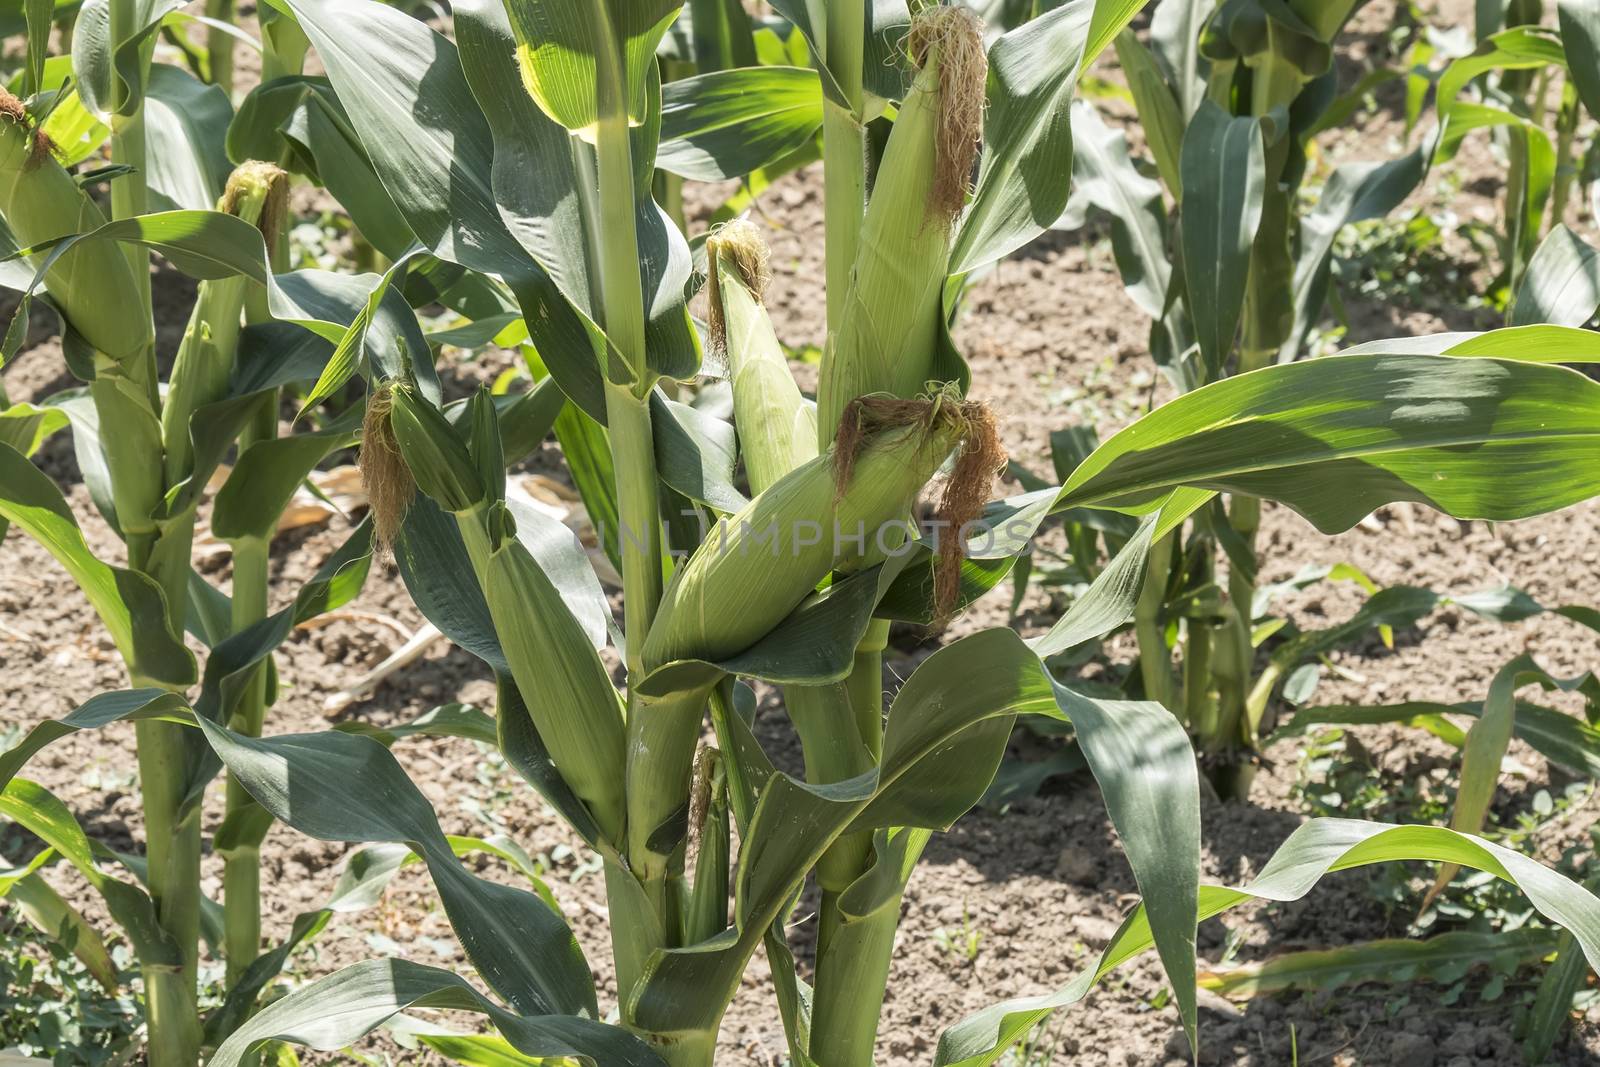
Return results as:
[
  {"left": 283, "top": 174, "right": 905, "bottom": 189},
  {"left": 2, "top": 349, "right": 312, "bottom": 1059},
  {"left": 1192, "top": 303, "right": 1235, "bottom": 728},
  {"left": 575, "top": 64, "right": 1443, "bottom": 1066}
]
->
[{"left": 929, "top": 905, "right": 984, "bottom": 964}]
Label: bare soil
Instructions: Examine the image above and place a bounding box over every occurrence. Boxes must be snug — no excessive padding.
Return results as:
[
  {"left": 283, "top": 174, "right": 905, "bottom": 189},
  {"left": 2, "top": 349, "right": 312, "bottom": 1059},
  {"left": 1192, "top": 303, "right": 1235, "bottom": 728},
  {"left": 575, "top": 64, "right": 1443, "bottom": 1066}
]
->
[{"left": 3, "top": 1, "right": 1600, "bottom": 1065}]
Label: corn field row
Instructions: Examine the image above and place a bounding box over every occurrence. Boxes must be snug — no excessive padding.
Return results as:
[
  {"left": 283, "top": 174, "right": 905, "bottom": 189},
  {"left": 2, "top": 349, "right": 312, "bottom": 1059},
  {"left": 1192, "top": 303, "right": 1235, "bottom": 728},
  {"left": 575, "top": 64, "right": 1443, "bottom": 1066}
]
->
[{"left": 1, "top": 0, "right": 1599, "bottom": 1064}]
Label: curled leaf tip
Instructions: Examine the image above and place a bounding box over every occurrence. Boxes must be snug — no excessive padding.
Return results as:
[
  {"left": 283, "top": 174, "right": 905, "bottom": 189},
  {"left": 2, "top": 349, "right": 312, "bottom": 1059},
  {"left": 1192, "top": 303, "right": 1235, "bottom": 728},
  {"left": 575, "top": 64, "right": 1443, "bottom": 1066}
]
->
[
  {"left": 907, "top": 4, "right": 988, "bottom": 223},
  {"left": 359, "top": 383, "right": 416, "bottom": 557}
]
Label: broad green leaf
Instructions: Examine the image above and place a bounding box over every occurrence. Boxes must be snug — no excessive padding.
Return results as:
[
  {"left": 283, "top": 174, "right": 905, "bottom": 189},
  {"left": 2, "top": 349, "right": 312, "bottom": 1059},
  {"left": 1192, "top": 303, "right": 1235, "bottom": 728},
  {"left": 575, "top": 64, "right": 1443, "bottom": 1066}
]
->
[
  {"left": 1344, "top": 324, "right": 1600, "bottom": 362},
  {"left": 0, "top": 443, "right": 194, "bottom": 687},
  {"left": 505, "top": 0, "right": 682, "bottom": 135},
  {"left": 1085, "top": 0, "right": 1159, "bottom": 65},
  {"left": 0, "top": 400, "right": 68, "bottom": 457},
  {"left": 71, "top": 0, "right": 186, "bottom": 117},
  {"left": 1067, "top": 100, "right": 1169, "bottom": 318},
  {"left": 1114, "top": 28, "right": 1184, "bottom": 196},
  {"left": 195, "top": 718, "right": 597, "bottom": 1018},
  {"left": 210, "top": 429, "right": 353, "bottom": 542},
  {"left": 1150, "top": 0, "right": 1207, "bottom": 117},
  {"left": 4, "top": 870, "right": 119, "bottom": 990},
  {"left": 144, "top": 63, "right": 233, "bottom": 212},
  {"left": 1437, "top": 26, "right": 1568, "bottom": 115},
  {"left": 1057, "top": 355, "right": 1600, "bottom": 533},
  {"left": 210, "top": 958, "right": 663, "bottom": 1067},
  {"left": 204, "top": 841, "right": 411, "bottom": 1043},
  {"left": 1429, "top": 656, "right": 1600, "bottom": 903},
  {"left": 657, "top": 66, "right": 822, "bottom": 181},
  {"left": 1179, "top": 102, "right": 1264, "bottom": 374},
  {"left": 1558, "top": 0, "right": 1600, "bottom": 120},
  {"left": 632, "top": 627, "right": 1201, "bottom": 1052},
  {"left": 1280, "top": 150, "right": 1426, "bottom": 361},
  {"left": 934, "top": 819, "right": 1600, "bottom": 1065},
  {"left": 950, "top": 0, "right": 1093, "bottom": 274},
  {"left": 0, "top": 689, "right": 188, "bottom": 791},
  {"left": 0, "top": 779, "right": 175, "bottom": 965},
  {"left": 1198, "top": 928, "right": 1557, "bottom": 999},
  {"left": 1510, "top": 224, "right": 1600, "bottom": 327}
]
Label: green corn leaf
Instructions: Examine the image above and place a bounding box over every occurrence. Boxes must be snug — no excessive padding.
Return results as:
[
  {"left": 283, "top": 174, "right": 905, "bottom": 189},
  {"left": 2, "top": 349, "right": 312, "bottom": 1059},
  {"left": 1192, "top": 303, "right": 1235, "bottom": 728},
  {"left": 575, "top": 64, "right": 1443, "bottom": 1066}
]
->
[
  {"left": 1150, "top": 0, "right": 1207, "bottom": 117},
  {"left": 633, "top": 626, "right": 1201, "bottom": 1053},
  {"left": 0, "top": 442, "right": 194, "bottom": 687},
  {"left": 0, "top": 779, "right": 177, "bottom": 966},
  {"left": 195, "top": 717, "right": 598, "bottom": 1019},
  {"left": 1197, "top": 928, "right": 1558, "bottom": 999},
  {"left": 2, "top": 870, "right": 119, "bottom": 992},
  {"left": 210, "top": 428, "right": 354, "bottom": 542},
  {"left": 1343, "top": 323, "right": 1600, "bottom": 361},
  {"left": 1178, "top": 101, "right": 1265, "bottom": 375},
  {"left": 0, "top": 689, "right": 189, "bottom": 792},
  {"left": 657, "top": 66, "right": 822, "bottom": 181},
  {"left": 209, "top": 958, "right": 663, "bottom": 1067},
  {"left": 651, "top": 392, "right": 746, "bottom": 515},
  {"left": 935, "top": 819, "right": 1600, "bottom": 1066},
  {"left": 0, "top": 399, "right": 69, "bottom": 458},
  {"left": 1510, "top": 224, "right": 1600, "bottom": 327},
  {"left": 1056, "top": 354, "right": 1600, "bottom": 533},
  {"left": 204, "top": 841, "right": 412, "bottom": 1044},
  {"left": 1114, "top": 28, "right": 1184, "bottom": 197},
  {"left": 1437, "top": 25, "right": 1568, "bottom": 115},
  {"left": 71, "top": 0, "right": 186, "bottom": 118},
  {"left": 144, "top": 63, "right": 232, "bottom": 212},
  {"left": 1280, "top": 149, "right": 1426, "bottom": 361},
  {"left": 505, "top": 0, "right": 683, "bottom": 136},
  {"left": 336, "top": 703, "right": 500, "bottom": 748},
  {"left": 1523, "top": 875, "right": 1597, "bottom": 1065},
  {"left": 951, "top": 0, "right": 1093, "bottom": 274},
  {"left": 1068, "top": 100, "right": 1170, "bottom": 319},
  {"left": 1558, "top": 0, "right": 1600, "bottom": 120}
]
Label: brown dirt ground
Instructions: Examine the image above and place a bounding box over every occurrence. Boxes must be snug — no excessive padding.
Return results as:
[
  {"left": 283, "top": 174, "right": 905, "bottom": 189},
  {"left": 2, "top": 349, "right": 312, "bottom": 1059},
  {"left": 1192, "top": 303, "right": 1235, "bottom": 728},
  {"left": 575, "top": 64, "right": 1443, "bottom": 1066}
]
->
[{"left": 4, "top": 0, "right": 1600, "bottom": 1065}]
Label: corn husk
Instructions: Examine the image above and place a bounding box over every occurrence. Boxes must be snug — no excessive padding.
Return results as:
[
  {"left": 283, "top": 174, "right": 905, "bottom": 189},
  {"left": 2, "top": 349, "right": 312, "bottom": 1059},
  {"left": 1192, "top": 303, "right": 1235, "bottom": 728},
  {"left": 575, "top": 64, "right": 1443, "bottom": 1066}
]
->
[
  {"left": 706, "top": 220, "right": 817, "bottom": 496},
  {"left": 0, "top": 89, "right": 151, "bottom": 364},
  {"left": 815, "top": 6, "right": 986, "bottom": 444}
]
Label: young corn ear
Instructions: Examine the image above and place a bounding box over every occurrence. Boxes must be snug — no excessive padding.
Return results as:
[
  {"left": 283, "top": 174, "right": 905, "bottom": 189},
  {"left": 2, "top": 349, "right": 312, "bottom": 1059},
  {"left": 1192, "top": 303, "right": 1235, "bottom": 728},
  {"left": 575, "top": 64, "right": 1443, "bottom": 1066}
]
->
[
  {"left": 162, "top": 162, "right": 289, "bottom": 484},
  {"left": 706, "top": 220, "right": 817, "bottom": 495},
  {"left": 643, "top": 391, "right": 997, "bottom": 668},
  {"left": 0, "top": 89, "right": 152, "bottom": 364},
  {"left": 384, "top": 384, "right": 628, "bottom": 843},
  {"left": 815, "top": 5, "right": 986, "bottom": 445}
]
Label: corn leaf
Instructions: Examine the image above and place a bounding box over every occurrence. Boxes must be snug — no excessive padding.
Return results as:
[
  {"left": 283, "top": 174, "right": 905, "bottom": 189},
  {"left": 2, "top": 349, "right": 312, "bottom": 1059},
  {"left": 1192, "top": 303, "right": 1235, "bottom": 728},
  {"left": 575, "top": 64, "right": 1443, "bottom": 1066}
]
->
[
  {"left": 1197, "top": 928, "right": 1557, "bottom": 999},
  {"left": 951, "top": 0, "right": 1093, "bottom": 274},
  {"left": 144, "top": 63, "right": 233, "bottom": 212},
  {"left": 209, "top": 957, "right": 663, "bottom": 1067},
  {"left": 0, "top": 689, "right": 188, "bottom": 792},
  {"left": 2, "top": 870, "right": 119, "bottom": 992},
  {"left": 1067, "top": 100, "right": 1170, "bottom": 318},
  {"left": 1179, "top": 101, "right": 1265, "bottom": 375},
  {"left": 195, "top": 717, "right": 597, "bottom": 1019},
  {"left": 0, "top": 779, "right": 177, "bottom": 966},
  {"left": 1343, "top": 323, "right": 1600, "bottom": 361},
  {"left": 1057, "top": 354, "right": 1600, "bottom": 532},
  {"left": 1279, "top": 148, "right": 1426, "bottom": 362},
  {"left": 633, "top": 627, "right": 1201, "bottom": 1050},
  {"left": 935, "top": 819, "right": 1600, "bottom": 1066},
  {"left": 0, "top": 441, "right": 194, "bottom": 686},
  {"left": 657, "top": 66, "right": 822, "bottom": 181},
  {"left": 204, "top": 842, "right": 411, "bottom": 1044},
  {"left": 1558, "top": 0, "right": 1600, "bottom": 120},
  {"left": 1510, "top": 224, "right": 1600, "bottom": 327},
  {"left": 70, "top": 0, "right": 186, "bottom": 117}
]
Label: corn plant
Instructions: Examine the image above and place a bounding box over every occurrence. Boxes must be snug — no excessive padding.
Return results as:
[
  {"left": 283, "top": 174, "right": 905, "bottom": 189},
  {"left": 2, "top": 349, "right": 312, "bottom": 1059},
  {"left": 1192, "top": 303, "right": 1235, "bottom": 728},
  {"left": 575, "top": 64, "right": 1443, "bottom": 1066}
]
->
[
  {"left": 5, "top": 1, "right": 1600, "bottom": 1065},
  {"left": 0, "top": 6, "right": 477, "bottom": 1061}
]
